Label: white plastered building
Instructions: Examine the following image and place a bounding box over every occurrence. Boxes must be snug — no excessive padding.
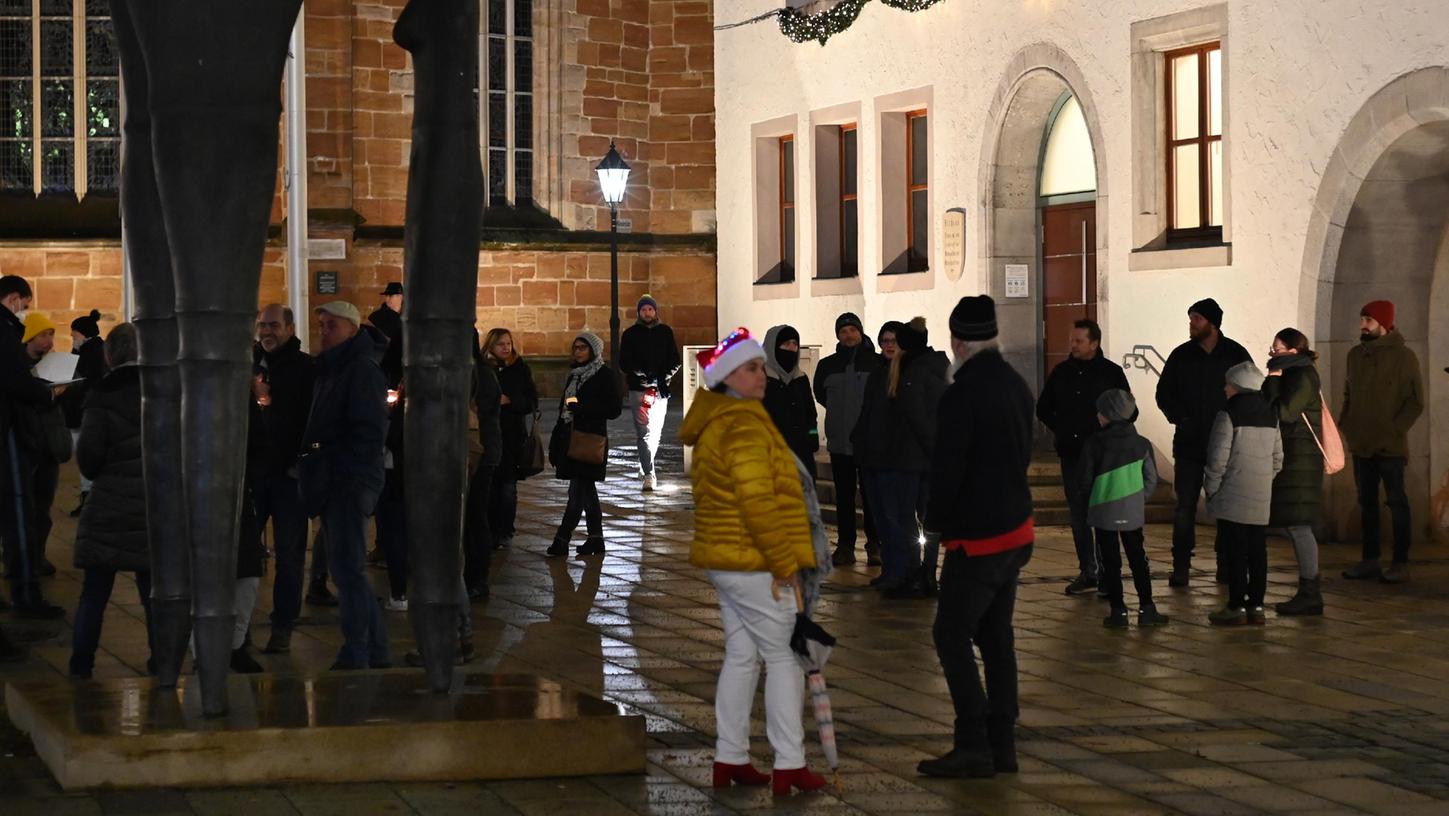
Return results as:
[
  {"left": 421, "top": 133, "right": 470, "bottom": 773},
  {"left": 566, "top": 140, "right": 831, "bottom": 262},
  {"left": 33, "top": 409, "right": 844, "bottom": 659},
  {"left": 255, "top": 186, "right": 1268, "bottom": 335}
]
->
[{"left": 713, "top": 0, "right": 1449, "bottom": 543}]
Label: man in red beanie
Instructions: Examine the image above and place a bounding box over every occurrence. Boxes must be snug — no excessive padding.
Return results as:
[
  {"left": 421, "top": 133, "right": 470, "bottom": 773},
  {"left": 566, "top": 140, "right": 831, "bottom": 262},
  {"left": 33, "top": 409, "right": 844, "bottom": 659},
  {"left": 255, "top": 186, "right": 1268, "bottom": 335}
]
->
[{"left": 1340, "top": 300, "right": 1423, "bottom": 583}]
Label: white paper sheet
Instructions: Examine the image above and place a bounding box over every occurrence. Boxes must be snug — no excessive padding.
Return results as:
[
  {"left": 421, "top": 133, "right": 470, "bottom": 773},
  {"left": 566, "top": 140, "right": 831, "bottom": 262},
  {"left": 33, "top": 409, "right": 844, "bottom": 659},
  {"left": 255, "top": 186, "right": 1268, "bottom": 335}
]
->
[{"left": 33, "top": 352, "right": 79, "bottom": 384}]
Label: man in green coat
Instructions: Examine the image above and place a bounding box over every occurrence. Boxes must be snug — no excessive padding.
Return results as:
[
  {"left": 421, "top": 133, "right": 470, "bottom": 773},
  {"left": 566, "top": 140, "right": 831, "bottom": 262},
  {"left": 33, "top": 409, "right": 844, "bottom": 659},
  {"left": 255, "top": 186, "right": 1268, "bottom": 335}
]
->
[{"left": 1340, "top": 300, "right": 1423, "bottom": 584}]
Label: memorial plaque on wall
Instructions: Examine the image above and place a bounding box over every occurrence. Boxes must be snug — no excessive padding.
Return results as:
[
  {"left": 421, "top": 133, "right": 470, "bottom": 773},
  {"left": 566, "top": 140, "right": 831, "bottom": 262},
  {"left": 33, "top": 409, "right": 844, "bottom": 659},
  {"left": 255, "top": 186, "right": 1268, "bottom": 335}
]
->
[
  {"left": 308, "top": 238, "right": 348, "bottom": 260},
  {"left": 943, "top": 209, "right": 966, "bottom": 281},
  {"left": 316, "top": 271, "right": 339, "bottom": 295},
  {"left": 1004, "top": 264, "right": 1029, "bottom": 298}
]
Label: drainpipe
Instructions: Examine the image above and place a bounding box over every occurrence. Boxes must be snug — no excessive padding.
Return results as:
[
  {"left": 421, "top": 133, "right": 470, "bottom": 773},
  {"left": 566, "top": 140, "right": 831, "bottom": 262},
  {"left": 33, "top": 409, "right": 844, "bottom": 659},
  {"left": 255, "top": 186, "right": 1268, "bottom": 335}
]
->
[{"left": 284, "top": 8, "right": 309, "bottom": 349}]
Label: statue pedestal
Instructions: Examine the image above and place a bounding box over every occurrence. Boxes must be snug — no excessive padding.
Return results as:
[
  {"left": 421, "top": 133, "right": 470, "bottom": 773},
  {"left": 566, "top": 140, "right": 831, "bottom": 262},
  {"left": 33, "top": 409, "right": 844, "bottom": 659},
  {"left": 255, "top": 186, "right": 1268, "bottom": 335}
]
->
[{"left": 6, "top": 672, "right": 646, "bottom": 790}]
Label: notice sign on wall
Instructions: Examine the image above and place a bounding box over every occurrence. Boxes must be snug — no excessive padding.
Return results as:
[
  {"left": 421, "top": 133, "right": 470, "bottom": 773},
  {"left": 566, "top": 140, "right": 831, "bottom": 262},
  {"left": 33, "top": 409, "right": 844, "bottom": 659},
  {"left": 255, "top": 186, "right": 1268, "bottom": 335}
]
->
[
  {"left": 1004, "top": 264, "right": 1029, "bottom": 298},
  {"left": 942, "top": 209, "right": 966, "bottom": 282},
  {"left": 308, "top": 238, "right": 348, "bottom": 260},
  {"left": 316, "top": 271, "right": 339, "bottom": 295}
]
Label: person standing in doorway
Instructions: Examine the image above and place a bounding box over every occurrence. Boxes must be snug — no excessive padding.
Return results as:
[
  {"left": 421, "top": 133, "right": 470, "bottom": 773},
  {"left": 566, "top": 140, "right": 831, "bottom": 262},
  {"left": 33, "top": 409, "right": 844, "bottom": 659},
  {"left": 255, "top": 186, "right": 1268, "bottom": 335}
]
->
[
  {"left": 250, "top": 304, "right": 316, "bottom": 654},
  {"left": 1204, "top": 362, "right": 1283, "bottom": 626},
  {"left": 1154, "top": 298, "right": 1251, "bottom": 586},
  {"left": 63, "top": 309, "right": 107, "bottom": 518},
  {"left": 617, "top": 294, "right": 680, "bottom": 492},
  {"left": 1340, "top": 300, "right": 1423, "bottom": 584},
  {"left": 919, "top": 296, "right": 1035, "bottom": 780},
  {"left": 762, "top": 325, "right": 819, "bottom": 472},
  {"left": 813, "top": 312, "right": 883, "bottom": 567},
  {"left": 1262, "top": 329, "right": 1326, "bottom": 615},
  {"left": 1036, "top": 318, "right": 1129, "bottom": 596},
  {"left": 298, "top": 301, "right": 391, "bottom": 670}
]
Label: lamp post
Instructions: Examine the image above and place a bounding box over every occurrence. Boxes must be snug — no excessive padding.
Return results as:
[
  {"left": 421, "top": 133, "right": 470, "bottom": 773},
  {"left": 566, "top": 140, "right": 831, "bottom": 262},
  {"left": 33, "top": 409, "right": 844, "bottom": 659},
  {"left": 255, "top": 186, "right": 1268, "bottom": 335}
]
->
[{"left": 595, "top": 141, "right": 631, "bottom": 369}]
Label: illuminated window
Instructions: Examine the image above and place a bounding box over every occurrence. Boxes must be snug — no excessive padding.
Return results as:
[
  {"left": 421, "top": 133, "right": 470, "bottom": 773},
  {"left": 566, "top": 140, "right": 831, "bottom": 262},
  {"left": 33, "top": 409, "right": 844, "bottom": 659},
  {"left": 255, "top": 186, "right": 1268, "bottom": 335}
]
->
[
  {"left": 1165, "top": 42, "right": 1221, "bottom": 238},
  {"left": 482, "top": 0, "right": 532, "bottom": 205}
]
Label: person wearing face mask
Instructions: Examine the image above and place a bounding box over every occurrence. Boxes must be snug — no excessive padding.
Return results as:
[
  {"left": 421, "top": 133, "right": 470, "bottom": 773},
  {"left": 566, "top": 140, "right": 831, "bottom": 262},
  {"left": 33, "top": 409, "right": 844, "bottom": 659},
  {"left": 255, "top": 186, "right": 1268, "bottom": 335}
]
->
[
  {"left": 680, "top": 327, "right": 827, "bottom": 796},
  {"left": 1340, "top": 301, "right": 1423, "bottom": 584},
  {"left": 761, "top": 325, "right": 819, "bottom": 474},
  {"left": 546, "top": 333, "right": 622, "bottom": 559},
  {"left": 0, "top": 277, "right": 64, "bottom": 652}
]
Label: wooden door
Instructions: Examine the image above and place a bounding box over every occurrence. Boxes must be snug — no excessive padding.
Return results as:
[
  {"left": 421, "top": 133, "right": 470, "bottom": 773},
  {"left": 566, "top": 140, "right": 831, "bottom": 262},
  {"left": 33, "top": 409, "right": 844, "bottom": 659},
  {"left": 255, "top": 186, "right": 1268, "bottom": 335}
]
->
[{"left": 1041, "top": 202, "right": 1097, "bottom": 378}]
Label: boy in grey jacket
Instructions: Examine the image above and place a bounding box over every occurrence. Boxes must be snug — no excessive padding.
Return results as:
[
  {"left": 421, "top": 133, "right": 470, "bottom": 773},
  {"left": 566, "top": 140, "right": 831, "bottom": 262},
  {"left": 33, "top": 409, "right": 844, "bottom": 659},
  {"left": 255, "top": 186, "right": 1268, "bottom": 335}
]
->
[
  {"left": 1077, "top": 390, "right": 1166, "bottom": 628},
  {"left": 1204, "top": 362, "right": 1284, "bottom": 625}
]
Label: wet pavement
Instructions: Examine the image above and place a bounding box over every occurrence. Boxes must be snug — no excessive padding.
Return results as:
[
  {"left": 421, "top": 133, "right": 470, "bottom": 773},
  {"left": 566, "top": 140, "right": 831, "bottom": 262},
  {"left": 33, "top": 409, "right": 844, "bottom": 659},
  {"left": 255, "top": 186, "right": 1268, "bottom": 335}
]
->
[{"left": 4, "top": 406, "right": 1449, "bottom": 814}]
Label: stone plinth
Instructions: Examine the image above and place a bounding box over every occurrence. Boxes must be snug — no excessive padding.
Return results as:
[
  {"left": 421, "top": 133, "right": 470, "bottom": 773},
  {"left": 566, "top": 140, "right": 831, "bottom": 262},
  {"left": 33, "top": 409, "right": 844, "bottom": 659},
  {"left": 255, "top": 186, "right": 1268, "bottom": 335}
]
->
[{"left": 6, "top": 672, "right": 646, "bottom": 790}]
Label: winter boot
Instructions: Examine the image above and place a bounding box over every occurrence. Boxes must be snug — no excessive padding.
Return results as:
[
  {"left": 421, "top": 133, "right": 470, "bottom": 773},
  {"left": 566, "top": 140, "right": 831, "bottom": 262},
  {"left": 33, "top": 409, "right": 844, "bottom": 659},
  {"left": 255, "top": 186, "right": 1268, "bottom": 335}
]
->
[
  {"left": 919, "top": 564, "right": 939, "bottom": 598},
  {"left": 1381, "top": 562, "right": 1411, "bottom": 584},
  {"left": 1342, "top": 560, "right": 1381, "bottom": 580},
  {"left": 864, "top": 540, "right": 882, "bottom": 567},
  {"left": 230, "top": 646, "right": 264, "bottom": 674},
  {"left": 1274, "top": 576, "right": 1323, "bottom": 616},
  {"left": 830, "top": 544, "right": 857, "bottom": 567},
  {"left": 545, "top": 539, "right": 569, "bottom": 559},
  {"left": 987, "top": 717, "right": 1018, "bottom": 773},
  {"left": 576, "top": 537, "right": 606, "bottom": 557},
  {"left": 262, "top": 627, "right": 292, "bottom": 654}
]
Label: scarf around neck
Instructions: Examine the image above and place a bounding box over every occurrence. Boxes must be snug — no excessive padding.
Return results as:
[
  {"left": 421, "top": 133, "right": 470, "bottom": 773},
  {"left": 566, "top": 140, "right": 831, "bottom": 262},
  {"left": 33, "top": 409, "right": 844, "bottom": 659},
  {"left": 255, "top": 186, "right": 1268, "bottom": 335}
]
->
[{"left": 562, "top": 357, "right": 605, "bottom": 422}]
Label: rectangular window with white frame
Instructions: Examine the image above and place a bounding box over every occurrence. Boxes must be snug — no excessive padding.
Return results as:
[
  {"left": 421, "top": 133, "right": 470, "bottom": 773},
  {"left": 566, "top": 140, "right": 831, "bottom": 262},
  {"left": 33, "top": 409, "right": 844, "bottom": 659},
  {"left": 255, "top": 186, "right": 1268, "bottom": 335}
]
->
[
  {"left": 1165, "top": 41, "right": 1221, "bottom": 242},
  {"left": 481, "top": 0, "right": 532, "bottom": 206}
]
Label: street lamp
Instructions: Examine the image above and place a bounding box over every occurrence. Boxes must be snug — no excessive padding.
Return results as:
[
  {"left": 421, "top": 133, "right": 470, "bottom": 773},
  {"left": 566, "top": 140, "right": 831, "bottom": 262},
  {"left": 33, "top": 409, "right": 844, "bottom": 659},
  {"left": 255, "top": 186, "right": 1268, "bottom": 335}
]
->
[{"left": 595, "top": 141, "right": 630, "bottom": 369}]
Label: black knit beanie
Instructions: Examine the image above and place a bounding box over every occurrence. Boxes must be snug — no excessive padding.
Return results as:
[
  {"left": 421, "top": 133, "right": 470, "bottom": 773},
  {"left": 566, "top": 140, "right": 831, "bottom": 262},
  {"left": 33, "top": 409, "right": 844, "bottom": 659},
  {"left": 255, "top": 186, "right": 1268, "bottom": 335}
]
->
[
  {"left": 949, "top": 296, "right": 997, "bottom": 341},
  {"left": 71, "top": 309, "right": 101, "bottom": 339},
  {"left": 896, "top": 317, "right": 928, "bottom": 353},
  {"left": 1189, "top": 298, "right": 1223, "bottom": 329}
]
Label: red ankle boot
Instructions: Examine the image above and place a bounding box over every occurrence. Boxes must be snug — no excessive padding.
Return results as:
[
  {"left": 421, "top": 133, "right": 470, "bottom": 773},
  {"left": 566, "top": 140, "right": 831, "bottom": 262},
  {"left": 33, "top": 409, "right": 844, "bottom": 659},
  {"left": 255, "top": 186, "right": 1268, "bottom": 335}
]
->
[
  {"left": 712, "top": 761, "right": 770, "bottom": 788},
  {"left": 772, "top": 766, "right": 828, "bottom": 795}
]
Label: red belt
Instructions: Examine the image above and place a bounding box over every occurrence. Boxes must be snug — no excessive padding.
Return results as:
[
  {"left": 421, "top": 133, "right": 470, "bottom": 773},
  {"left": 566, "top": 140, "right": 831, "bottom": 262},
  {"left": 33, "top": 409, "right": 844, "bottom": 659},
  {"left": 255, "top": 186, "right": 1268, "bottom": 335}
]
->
[{"left": 943, "top": 518, "right": 1034, "bottom": 557}]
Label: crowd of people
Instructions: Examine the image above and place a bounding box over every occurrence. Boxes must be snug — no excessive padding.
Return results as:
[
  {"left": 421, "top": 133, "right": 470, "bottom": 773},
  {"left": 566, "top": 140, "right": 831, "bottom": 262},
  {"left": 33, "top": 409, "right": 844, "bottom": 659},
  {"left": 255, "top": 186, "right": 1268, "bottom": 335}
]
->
[{"left": 0, "top": 266, "right": 1434, "bottom": 789}]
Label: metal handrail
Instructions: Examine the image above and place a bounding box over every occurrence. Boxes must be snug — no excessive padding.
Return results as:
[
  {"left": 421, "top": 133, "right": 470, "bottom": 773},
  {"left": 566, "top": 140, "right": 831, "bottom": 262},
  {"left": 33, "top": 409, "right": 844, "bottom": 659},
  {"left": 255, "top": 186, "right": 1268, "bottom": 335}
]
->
[{"left": 1122, "top": 345, "right": 1168, "bottom": 378}]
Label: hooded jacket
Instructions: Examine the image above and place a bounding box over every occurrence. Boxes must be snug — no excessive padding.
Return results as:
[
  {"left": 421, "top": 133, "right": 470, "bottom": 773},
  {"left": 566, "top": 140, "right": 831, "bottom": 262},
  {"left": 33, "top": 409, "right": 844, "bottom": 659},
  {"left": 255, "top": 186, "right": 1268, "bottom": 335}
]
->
[
  {"left": 761, "top": 324, "right": 818, "bottom": 467},
  {"left": 1340, "top": 329, "right": 1423, "bottom": 458},
  {"left": 1261, "top": 354, "right": 1323, "bottom": 527},
  {"left": 252, "top": 334, "right": 315, "bottom": 479},
  {"left": 1155, "top": 333, "right": 1252, "bottom": 459},
  {"left": 813, "top": 335, "right": 882, "bottom": 456},
  {"left": 1037, "top": 350, "right": 1130, "bottom": 459},
  {"left": 680, "top": 388, "right": 817, "bottom": 579},
  {"left": 1204, "top": 390, "right": 1284, "bottom": 525},
  {"left": 1075, "top": 419, "right": 1158, "bottom": 531},
  {"left": 617, "top": 319, "right": 682, "bottom": 397},
  {"left": 74, "top": 365, "right": 147, "bottom": 571},
  {"left": 298, "top": 326, "right": 390, "bottom": 517}
]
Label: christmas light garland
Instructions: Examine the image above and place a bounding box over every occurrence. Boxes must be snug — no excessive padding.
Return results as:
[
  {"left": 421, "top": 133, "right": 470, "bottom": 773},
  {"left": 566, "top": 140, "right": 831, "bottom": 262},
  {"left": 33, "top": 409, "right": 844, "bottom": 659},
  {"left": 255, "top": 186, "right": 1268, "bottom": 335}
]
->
[{"left": 716, "top": 0, "right": 944, "bottom": 46}]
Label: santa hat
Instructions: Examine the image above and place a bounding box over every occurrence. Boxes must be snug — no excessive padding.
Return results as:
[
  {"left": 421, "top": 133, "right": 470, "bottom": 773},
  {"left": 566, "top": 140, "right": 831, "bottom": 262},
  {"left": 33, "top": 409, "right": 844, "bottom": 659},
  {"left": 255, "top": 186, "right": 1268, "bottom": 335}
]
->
[{"left": 698, "top": 327, "right": 765, "bottom": 389}]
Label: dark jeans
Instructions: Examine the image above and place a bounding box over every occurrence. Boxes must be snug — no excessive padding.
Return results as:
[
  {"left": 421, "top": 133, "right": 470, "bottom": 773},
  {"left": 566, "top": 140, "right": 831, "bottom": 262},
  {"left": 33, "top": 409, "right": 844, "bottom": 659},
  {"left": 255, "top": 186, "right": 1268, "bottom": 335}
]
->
[
  {"left": 934, "top": 544, "right": 1032, "bottom": 750},
  {"left": 2, "top": 435, "right": 43, "bottom": 604},
  {"left": 1059, "top": 454, "right": 1097, "bottom": 578},
  {"left": 863, "top": 469, "right": 923, "bottom": 580},
  {"left": 30, "top": 458, "right": 57, "bottom": 563},
  {"left": 463, "top": 462, "right": 495, "bottom": 590},
  {"left": 489, "top": 473, "right": 520, "bottom": 541},
  {"left": 1219, "top": 519, "right": 1268, "bottom": 610},
  {"left": 555, "top": 478, "right": 602, "bottom": 543},
  {"left": 375, "top": 469, "right": 408, "bottom": 600},
  {"left": 309, "top": 524, "right": 330, "bottom": 585},
  {"left": 320, "top": 491, "right": 390, "bottom": 667},
  {"left": 828, "top": 453, "right": 877, "bottom": 550},
  {"left": 1354, "top": 455, "right": 1411, "bottom": 563},
  {"left": 1171, "top": 455, "right": 1219, "bottom": 570},
  {"left": 255, "top": 473, "right": 308, "bottom": 630},
  {"left": 1095, "top": 528, "right": 1152, "bottom": 611},
  {"left": 71, "top": 568, "right": 153, "bottom": 676}
]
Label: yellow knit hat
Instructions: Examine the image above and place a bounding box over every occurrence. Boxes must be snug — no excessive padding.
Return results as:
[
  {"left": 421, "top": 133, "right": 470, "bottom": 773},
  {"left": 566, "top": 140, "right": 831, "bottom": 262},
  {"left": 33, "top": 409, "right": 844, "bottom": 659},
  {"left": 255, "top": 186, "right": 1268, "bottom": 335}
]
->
[{"left": 21, "top": 311, "right": 56, "bottom": 343}]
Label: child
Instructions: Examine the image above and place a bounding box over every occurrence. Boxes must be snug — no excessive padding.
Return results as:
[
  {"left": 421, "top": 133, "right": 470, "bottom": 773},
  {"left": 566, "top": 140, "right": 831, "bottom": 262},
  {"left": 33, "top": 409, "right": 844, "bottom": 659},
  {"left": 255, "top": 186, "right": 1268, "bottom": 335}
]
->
[
  {"left": 1204, "top": 362, "right": 1284, "bottom": 625},
  {"left": 1077, "top": 389, "right": 1166, "bottom": 628}
]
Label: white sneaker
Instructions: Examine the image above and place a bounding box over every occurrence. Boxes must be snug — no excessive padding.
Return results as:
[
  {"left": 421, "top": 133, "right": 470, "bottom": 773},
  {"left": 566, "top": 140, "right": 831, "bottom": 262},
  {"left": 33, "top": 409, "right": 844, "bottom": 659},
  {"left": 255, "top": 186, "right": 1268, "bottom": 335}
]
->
[
  {"left": 641, "top": 472, "right": 657, "bottom": 492},
  {"left": 386, "top": 596, "right": 408, "bottom": 612}
]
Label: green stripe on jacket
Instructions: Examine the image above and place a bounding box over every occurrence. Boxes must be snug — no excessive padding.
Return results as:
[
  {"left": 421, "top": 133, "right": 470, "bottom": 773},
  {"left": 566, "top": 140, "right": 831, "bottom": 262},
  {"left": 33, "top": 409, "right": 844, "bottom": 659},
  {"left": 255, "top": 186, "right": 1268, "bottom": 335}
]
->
[{"left": 1089, "top": 461, "right": 1144, "bottom": 507}]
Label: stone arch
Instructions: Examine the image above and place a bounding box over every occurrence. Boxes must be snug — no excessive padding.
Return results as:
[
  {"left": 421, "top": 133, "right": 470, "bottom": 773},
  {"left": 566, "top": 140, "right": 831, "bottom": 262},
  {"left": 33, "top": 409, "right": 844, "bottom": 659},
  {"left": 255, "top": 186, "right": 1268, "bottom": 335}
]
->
[
  {"left": 977, "top": 43, "right": 1108, "bottom": 390},
  {"left": 1300, "top": 67, "right": 1449, "bottom": 543}
]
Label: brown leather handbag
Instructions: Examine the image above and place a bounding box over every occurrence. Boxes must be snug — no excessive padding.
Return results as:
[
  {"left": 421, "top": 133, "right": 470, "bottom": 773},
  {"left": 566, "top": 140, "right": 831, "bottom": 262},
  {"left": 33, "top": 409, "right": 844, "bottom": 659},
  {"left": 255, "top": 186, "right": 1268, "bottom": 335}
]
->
[{"left": 567, "top": 428, "right": 608, "bottom": 465}]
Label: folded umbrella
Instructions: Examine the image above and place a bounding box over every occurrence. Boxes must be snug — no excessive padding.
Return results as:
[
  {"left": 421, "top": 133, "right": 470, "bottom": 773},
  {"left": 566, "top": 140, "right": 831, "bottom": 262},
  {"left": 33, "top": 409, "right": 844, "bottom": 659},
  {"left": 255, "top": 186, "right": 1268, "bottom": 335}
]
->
[{"left": 792, "top": 587, "right": 840, "bottom": 783}]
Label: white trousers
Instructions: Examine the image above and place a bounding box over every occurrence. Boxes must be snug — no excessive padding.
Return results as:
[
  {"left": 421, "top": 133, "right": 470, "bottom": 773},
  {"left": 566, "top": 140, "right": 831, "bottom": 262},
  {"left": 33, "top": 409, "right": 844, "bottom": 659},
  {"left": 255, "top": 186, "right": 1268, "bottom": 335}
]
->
[
  {"left": 630, "top": 390, "right": 668, "bottom": 476},
  {"left": 708, "top": 569, "right": 805, "bottom": 770}
]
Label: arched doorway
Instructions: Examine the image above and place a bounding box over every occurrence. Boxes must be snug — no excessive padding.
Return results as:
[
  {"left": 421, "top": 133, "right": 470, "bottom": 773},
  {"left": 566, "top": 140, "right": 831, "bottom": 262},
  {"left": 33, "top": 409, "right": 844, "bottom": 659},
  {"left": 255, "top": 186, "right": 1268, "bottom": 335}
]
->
[
  {"left": 979, "top": 44, "right": 1108, "bottom": 392},
  {"left": 1301, "top": 68, "right": 1449, "bottom": 545}
]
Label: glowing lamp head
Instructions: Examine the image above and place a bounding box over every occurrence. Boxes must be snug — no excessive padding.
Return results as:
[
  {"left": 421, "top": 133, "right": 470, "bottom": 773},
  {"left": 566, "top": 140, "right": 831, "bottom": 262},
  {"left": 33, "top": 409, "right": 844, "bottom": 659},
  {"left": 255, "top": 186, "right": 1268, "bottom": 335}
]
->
[{"left": 595, "top": 141, "right": 631, "bottom": 206}]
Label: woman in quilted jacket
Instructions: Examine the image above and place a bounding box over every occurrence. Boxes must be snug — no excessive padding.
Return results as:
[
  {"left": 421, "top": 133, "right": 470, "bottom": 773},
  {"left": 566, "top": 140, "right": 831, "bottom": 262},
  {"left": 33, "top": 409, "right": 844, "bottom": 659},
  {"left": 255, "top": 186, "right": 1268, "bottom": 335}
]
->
[{"left": 679, "top": 327, "right": 826, "bottom": 797}]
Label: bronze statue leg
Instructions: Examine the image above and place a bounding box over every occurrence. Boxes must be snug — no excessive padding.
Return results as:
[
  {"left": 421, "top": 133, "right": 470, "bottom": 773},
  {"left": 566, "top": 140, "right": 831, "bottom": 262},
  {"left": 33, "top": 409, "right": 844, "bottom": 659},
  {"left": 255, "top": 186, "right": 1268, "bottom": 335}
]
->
[{"left": 395, "top": 0, "right": 484, "bottom": 693}]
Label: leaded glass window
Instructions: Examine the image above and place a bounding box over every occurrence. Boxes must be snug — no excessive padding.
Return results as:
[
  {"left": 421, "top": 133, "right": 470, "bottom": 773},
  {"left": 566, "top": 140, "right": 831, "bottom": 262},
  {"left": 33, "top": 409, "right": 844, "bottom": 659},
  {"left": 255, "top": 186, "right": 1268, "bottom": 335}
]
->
[
  {"left": 481, "top": 0, "right": 532, "bottom": 206},
  {"left": 0, "top": 0, "right": 118, "bottom": 198}
]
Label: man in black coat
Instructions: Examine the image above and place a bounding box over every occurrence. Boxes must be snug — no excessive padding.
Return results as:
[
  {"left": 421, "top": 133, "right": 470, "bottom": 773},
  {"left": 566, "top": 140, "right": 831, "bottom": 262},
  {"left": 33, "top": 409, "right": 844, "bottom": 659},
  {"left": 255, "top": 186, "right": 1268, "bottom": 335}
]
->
[
  {"left": 299, "top": 301, "right": 391, "bottom": 670},
  {"left": 616, "top": 294, "right": 680, "bottom": 492},
  {"left": 813, "top": 312, "right": 883, "bottom": 566},
  {"left": 920, "top": 295, "right": 1035, "bottom": 780},
  {"left": 0, "top": 275, "right": 63, "bottom": 625},
  {"left": 368, "top": 281, "right": 405, "bottom": 390},
  {"left": 1154, "top": 298, "right": 1251, "bottom": 585},
  {"left": 250, "top": 304, "right": 316, "bottom": 654},
  {"left": 1036, "top": 318, "right": 1130, "bottom": 595}
]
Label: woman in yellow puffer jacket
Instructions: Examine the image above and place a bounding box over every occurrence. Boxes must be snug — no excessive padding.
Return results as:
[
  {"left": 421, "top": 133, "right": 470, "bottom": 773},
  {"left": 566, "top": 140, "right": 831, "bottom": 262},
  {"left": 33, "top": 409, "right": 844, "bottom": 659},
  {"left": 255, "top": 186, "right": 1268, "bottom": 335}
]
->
[{"left": 679, "top": 327, "right": 825, "bottom": 796}]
